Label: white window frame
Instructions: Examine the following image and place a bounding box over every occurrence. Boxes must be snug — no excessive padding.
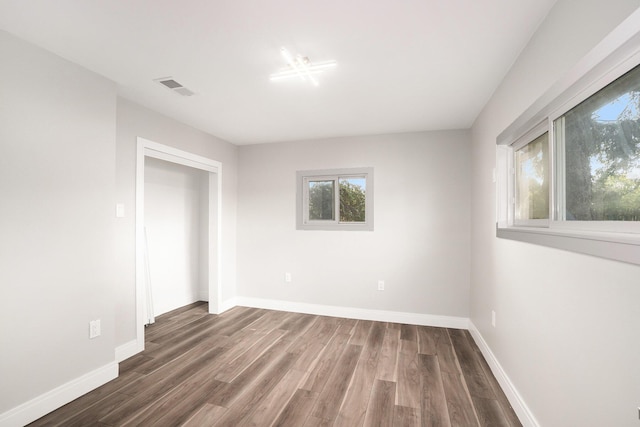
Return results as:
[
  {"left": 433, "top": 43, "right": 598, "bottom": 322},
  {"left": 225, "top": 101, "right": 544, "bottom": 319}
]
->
[
  {"left": 296, "top": 167, "right": 374, "bottom": 231},
  {"left": 496, "top": 9, "right": 640, "bottom": 265}
]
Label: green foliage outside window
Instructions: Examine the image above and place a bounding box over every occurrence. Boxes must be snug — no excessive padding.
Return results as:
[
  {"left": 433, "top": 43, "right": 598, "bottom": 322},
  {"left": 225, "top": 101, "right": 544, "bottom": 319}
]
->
[
  {"left": 339, "top": 180, "right": 366, "bottom": 222},
  {"left": 562, "top": 79, "right": 640, "bottom": 221},
  {"left": 308, "top": 181, "right": 334, "bottom": 221},
  {"left": 308, "top": 179, "right": 366, "bottom": 223}
]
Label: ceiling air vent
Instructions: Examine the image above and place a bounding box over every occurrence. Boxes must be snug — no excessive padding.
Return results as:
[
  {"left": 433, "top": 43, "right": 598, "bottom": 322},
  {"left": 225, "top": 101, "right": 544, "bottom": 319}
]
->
[{"left": 154, "top": 77, "right": 195, "bottom": 96}]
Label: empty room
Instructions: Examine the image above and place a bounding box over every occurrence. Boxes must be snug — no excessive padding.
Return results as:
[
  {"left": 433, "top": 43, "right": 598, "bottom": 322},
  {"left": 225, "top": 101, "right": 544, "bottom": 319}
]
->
[{"left": 1, "top": 1, "right": 640, "bottom": 426}]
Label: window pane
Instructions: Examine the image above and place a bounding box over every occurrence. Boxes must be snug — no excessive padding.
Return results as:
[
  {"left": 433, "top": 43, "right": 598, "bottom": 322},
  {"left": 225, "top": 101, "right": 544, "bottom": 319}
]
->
[
  {"left": 339, "top": 177, "right": 366, "bottom": 222},
  {"left": 515, "top": 133, "right": 549, "bottom": 220},
  {"left": 556, "top": 65, "right": 640, "bottom": 221},
  {"left": 308, "top": 180, "right": 335, "bottom": 220}
]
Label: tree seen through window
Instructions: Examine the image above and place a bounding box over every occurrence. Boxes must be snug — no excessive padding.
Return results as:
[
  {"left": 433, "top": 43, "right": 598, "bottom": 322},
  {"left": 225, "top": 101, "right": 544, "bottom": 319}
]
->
[
  {"left": 559, "top": 66, "right": 640, "bottom": 221},
  {"left": 308, "top": 177, "right": 366, "bottom": 223}
]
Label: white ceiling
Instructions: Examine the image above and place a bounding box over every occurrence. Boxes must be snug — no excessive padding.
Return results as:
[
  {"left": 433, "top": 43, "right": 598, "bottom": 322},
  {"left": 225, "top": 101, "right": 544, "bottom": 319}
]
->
[{"left": 0, "top": 0, "right": 557, "bottom": 145}]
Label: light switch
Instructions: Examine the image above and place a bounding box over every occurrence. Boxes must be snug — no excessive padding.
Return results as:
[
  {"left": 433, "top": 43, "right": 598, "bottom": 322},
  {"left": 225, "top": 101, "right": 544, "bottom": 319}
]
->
[{"left": 116, "top": 204, "right": 125, "bottom": 218}]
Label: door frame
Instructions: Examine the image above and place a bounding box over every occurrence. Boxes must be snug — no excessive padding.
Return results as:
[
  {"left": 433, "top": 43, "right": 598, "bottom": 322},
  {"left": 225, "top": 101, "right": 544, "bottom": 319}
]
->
[{"left": 135, "top": 137, "right": 222, "bottom": 352}]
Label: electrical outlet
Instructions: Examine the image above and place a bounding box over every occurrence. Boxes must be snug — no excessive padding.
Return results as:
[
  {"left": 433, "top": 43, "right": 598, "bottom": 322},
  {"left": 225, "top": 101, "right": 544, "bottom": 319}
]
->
[
  {"left": 285, "top": 272, "right": 292, "bottom": 283},
  {"left": 378, "top": 280, "right": 385, "bottom": 291},
  {"left": 491, "top": 310, "right": 496, "bottom": 328},
  {"left": 89, "top": 319, "right": 101, "bottom": 339}
]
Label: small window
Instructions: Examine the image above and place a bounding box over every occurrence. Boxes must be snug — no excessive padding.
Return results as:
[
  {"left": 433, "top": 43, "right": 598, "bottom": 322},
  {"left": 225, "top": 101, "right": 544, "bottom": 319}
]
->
[
  {"left": 297, "top": 168, "right": 373, "bottom": 231},
  {"left": 515, "top": 132, "right": 550, "bottom": 224}
]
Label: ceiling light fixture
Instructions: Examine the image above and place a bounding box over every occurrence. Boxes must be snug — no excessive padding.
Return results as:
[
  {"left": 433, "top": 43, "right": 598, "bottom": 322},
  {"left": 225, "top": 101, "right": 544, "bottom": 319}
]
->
[{"left": 270, "top": 47, "right": 337, "bottom": 86}]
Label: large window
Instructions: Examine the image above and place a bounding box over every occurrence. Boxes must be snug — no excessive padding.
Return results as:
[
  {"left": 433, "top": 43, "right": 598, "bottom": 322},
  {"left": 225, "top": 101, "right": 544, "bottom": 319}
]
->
[
  {"left": 554, "top": 66, "right": 640, "bottom": 223},
  {"left": 502, "top": 65, "right": 640, "bottom": 233},
  {"left": 297, "top": 168, "right": 373, "bottom": 231},
  {"left": 496, "top": 21, "right": 640, "bottom": 265}
]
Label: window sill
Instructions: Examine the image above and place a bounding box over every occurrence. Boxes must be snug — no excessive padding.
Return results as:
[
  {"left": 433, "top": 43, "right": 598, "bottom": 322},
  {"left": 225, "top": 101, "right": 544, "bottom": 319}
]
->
[
  {"left": 298, "top": 222, "right": 373, "bottom": 231},
  {"left": 496, "top": 225, "right": 640, "bottom": 265}
]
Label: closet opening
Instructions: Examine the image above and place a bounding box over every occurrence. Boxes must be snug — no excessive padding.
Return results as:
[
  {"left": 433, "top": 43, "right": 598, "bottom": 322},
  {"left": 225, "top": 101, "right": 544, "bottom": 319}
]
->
[{"left": 135, "top": 137, "right": 222, "bottom": 353}]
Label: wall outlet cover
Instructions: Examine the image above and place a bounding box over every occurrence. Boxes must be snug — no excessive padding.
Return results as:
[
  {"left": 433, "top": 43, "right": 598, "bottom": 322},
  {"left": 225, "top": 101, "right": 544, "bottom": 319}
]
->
[{"left": 89, "top": 319, "right": 101, "bottom": 339}]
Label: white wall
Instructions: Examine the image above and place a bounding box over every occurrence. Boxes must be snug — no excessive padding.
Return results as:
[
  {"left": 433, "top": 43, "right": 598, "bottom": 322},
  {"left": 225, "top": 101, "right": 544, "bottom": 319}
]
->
[
  {"left": 237, "top": 131, "right": 471, "bottom": 318},
  {"left": 0, "top": 32, "right": 239, "bottom": 422},
  {"left": 470, "top": 1, "right": 640, "bottom": 426},
  {"left": 144, "top": 157, "right": 207, "bottom": 316},
  {"left": 0, "top": 30, "right": 117, "bottom": 414},
  {"left": 115, "top": 97, "right": 238, "bottom": 347}
]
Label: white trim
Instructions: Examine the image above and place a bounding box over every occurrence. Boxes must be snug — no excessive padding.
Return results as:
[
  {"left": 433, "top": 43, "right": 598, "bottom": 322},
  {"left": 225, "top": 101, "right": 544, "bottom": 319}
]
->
[
  {"left": 208, "top": 168, "right": 224, "bottom": 315},
  {"left": 468, "top": 322, "right": 540, "bottom": 427},
  {"left": 135, "top": 140, "right": 145, "bottom": 353},
  {"left": 135, "top": 137, "right": 224, "bottom": 356},
  {"left": 218, "top": 297, "right": 239, "bottom": 314},
  {"left": 0, "top": 363, "right": 117, "bottom": 427},
  {"left": 115, "top": 340, "right": 138, "bottom": 363},
  {"left": 141, "top": 138, "right": 220, "bottom": 173},
  {"left": 236, "top": 297, "right": 469, "bottom": 329},
  {"left": 496, "top": 226, "right": 640, "bottom": 265},
  {"left": 511, "top": 121, "right": 548, "bottom": 151}
]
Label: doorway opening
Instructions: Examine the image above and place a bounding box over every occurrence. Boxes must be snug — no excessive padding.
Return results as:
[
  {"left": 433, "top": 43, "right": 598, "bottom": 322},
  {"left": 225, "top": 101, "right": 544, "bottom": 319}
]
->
[{"left": 135, "top": 137, "right": 222, "bottom": 353}]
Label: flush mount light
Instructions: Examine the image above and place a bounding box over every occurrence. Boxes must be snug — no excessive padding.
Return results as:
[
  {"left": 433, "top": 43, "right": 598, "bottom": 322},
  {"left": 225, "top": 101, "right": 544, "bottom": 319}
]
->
[{"left": 270, "top": 47, "right": 337, "bottom": 86}]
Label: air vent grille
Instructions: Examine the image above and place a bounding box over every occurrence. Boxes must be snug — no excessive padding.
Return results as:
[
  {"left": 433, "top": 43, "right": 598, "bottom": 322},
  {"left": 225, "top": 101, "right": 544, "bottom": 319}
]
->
[
  {"left": 154, "top": 77, "right": 195, "bottom": 96},
  {"left": 158, "top": 79, "right": 182, "bottom": 89}
]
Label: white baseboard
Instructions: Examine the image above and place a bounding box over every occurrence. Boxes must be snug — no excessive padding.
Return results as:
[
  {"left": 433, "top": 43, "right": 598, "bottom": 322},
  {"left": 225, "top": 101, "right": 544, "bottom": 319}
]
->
[
  {"left": 236, "top": 297, "right": 469, "bottom": 329},
  {"left": 0, "top": 362, "right": 118, "bottom": 427},
  {"left": 217, "top": 297, "right": 238, "bottom": 314},
  {"left": 115, "top": 339, "right": 139, "bottom": 363},
  {"left": 468, "top": 322, "right": 538, "bottom": 427}
]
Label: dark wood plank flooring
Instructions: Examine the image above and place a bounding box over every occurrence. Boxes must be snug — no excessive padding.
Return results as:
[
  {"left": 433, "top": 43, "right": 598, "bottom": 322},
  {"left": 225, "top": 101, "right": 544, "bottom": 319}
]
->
[{"left": 28, "top": 302, "right": 521, "bottom": 426}]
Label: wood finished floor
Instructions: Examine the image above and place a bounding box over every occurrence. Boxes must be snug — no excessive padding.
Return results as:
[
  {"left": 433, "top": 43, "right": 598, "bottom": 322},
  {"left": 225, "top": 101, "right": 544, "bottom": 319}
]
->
[{"left": 29, "top": 302, "right": 521, "bottom": 426}]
